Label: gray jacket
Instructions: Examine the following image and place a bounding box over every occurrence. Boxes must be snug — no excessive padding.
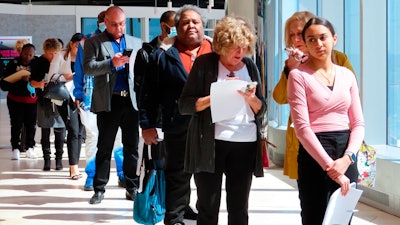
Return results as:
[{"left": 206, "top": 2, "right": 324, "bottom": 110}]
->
[
  {"left": 179, "top": 53, "right": 267, "bottom": 177},
  {"left": 83, "top": 32, "right": 142, "bottom": 113}
]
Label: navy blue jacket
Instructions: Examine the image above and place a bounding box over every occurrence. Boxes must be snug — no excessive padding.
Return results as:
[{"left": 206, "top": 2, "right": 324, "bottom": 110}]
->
[{"left": 139, "top": 38, "right": 191, "bottom": 134}]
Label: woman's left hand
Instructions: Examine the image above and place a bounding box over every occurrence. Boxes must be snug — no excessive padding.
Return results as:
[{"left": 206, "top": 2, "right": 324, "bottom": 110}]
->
[
  {"left": 334, "top": 175, "right": 350, "bottom": 196},
  {"left": 195, "top": 95, "right": 211, "bottom": 112},
  {"left": 237, "top": 87, "right": 261, "bottom": 114}
]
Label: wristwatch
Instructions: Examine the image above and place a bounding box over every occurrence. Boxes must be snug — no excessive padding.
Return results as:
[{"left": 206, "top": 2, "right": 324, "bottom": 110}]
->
[{"left": 345, "top": 151, "right": 356, "bottom": 165}]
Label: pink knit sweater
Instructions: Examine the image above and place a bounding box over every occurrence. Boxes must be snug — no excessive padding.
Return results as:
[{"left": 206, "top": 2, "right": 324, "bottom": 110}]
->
[{"left": 287, "top": 64, "right": 365, "bottom": 170}]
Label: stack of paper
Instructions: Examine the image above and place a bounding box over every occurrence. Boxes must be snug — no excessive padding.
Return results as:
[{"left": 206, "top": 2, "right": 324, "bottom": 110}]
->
[{"left": 322, "top": 182, "right": 363, "bottom": 225}]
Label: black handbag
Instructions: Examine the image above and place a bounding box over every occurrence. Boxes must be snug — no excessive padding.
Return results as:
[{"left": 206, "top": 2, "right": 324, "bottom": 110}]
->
[{"left": 43, "top": 73, "right": 70, "bottom": 101}]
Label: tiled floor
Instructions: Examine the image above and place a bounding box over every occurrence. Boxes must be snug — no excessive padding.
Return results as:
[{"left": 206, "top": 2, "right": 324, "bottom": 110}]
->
[{"left": 1, "top": 99, "right": 400, "bottom": 225}]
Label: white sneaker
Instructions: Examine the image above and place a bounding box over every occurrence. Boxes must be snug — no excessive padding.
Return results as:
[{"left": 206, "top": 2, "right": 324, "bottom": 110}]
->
[
  {"left": 11, "top": 149, "right": 20, "bottom": 160},
  {"left": 26, "top": 148, "right": 37, "bottom": 159}
]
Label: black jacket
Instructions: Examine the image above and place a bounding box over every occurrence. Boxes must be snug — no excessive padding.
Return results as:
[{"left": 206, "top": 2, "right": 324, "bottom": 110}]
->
[
  {"left": 0, "top": 56, "right": 37, "bottom": 97},
  {"left": 179, "top": 52, "right": 267, "bottom": 177},
  {"left": 134, "top": 36, "right": 159, "bottom": 101},
  {"left": 139, "top": 38, "right": 192, "bottom": 134}
]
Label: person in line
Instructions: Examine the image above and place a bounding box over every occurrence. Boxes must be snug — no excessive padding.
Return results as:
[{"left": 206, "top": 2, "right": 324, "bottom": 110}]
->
[
  {"left": 83, "top": 6, "right": 142, "bottom": 204},
  {"left": 287, "top": 17, "right": 364, "bottom": 225},
  {"left": 179, "top": 16, "right": 266, "bottom": 225},
  {"left": 134, "top": 10, "right": 176, "bottom": 100},
  {"left": 135, "top": 9, "right": 197, "bottom": 221},
  {"left": 50, "top": 32, "right": 86, "bottom": 179},
  {"left": 140, "top": 5, "right": 212, "bottom": 225},
  {"left": 73, "top": 10, "right": 125, "bottom": 191},
  {"left": 0, "top": 43, "right": 38, "bottom": 160},
  {"left": 30, "top": 38, "right": 65, "bottom": 171},
  {"left": 272, "top": 11, "right": 356, "bottom": 179}
]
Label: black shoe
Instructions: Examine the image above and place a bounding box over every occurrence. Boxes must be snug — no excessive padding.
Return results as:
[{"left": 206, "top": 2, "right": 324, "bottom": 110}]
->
[
  {"left": 184, "top": 206, "right": 198, "bottom": 220},
  {"left": 172, "top": 222, "right": 185, "bottom": 225},
  {"left": 43, "top": 159, "right": 51, "bottom": 171},
  {"left": 89, "top": 191, "right": 104, "bottom": 204},
  {"left": 125, "top": 190, "right": 137, "bottom": 201},
  {"left": 55, "top": 159, "right": 63, "bottom": 170},
  {"left": 118, "top": 178, "right": 126, "bottom": 188}
]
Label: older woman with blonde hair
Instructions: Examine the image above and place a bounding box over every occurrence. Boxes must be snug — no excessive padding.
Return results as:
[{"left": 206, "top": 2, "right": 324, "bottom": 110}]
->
[{"left": 179, "top": 16, "right": 267, "bottom": 225}]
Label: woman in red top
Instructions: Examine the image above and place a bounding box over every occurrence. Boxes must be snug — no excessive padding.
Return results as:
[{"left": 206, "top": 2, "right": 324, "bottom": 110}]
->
[{"left": 0, "top": 43, "right": 38, "bottom": 160}]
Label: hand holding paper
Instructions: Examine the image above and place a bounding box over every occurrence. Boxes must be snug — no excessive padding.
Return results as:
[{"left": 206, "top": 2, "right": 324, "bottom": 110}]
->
[
  {"left": 210, "top": 80, "right": 255, "bottom": 123},
  {"left": 322, "top": 182, "right": 363, "bottom": 225}
]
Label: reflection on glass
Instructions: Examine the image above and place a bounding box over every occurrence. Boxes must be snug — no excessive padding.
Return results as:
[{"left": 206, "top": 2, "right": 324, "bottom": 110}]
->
[{"left": 387, "top": 0, "right": 400, "bottom": 146}]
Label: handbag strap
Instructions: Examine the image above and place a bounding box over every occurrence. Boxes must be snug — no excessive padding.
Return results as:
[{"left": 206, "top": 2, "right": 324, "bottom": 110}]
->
[
  {"left": 45, "top": 73, "right": 64, "bottom": 87},
  {"left": 48, "top": 73, "right": 64, "bottom": 82}
]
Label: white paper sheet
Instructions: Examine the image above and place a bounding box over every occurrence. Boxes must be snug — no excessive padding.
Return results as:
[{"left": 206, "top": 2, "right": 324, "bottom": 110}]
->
[
  {"left": 322, "top": 182, "right": 363, "bottom": 225},
  {"left": 64, "top": 80, "right": 75, "bottom": 101},
  {"left": 210, "top": 80, "right": 248, "bottom": 123}
]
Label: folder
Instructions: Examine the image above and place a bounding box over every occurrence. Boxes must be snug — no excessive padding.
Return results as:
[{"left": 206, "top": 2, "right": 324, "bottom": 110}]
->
[{"left": 322, "top": 182, "right": 363, "bottom": 225}]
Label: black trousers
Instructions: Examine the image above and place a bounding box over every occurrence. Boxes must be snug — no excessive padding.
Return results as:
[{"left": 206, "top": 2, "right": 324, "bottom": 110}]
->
[
  {"left": 58, "top": 101, "right": 85, "bottom": 165},
  {"left": 297, "top": 130, "right": 358, "bottom": 225},
  {"left": 93, "top": 95, "right": 139, "bottom": 194},
  {"left": 163, "top": 132, "right": 192, "bottom": 225},
  {"left": 41, "top": 127, "right": 65, "bottom": 159},
  {"left": 194, "top": 140, "right": 256, "bottom": 225},
  {"left": 7, "top": 98, "right": 37, "bottom": 150}
]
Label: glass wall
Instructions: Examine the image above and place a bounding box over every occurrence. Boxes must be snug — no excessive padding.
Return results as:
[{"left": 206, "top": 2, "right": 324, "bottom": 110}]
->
[
  {"left": 81, "top": 17, "right": 142, "bottom": 38},
  {"left": 387, "top": 0, "right": 400, "bottom": 146},
  {"left": 81, "top": 17, "right": 98, "bottom": 36},
  {"left": 344, "top": 1, "right": 361, "bottom": 81},
  {"left": 149, "top": 18, "right": 161, "bottom": 41}
]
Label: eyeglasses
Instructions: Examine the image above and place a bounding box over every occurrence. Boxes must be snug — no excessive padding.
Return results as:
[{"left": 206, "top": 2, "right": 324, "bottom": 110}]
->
[{"left": 226, "top": 72, "right": 235, "bottom": 77}]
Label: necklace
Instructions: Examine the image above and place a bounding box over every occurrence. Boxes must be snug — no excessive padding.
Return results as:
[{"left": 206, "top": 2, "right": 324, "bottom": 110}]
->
[{"left": 317, "top": 65, "right": 335, "bottom": 86}]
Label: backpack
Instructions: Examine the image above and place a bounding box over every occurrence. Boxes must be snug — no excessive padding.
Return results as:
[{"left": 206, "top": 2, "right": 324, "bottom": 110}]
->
[
  {"left": 133, "top": 142, "right": 166, "bottom": 225},
  {"left": 134, "top": 40, "right": 158, "bottom": 99}
]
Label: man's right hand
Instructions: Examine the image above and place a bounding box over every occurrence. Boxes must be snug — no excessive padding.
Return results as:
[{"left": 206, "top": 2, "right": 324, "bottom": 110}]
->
[
  {"left": 112, "top": 53, "right": 130, "bottom": 68},
  {"left": 142, "top": 128, "right": 159, "bottom": 145},
  {"left": 74, "top": 99, "right": 82, "bottom": 112}
]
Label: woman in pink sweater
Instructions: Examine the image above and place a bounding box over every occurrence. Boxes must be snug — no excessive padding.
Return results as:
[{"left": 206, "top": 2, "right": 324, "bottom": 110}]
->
[{"left": 287, "top": 17, "right": 364, "bottom": 225}]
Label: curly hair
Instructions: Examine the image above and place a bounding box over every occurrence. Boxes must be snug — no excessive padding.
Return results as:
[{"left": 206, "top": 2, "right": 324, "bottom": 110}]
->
[{"left": 212, "top": 16, "right": 257, "bottom": 56}]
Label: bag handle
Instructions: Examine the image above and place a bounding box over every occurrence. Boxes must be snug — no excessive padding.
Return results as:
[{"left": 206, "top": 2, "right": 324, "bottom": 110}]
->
[
  {"left": 48, "top": 73, "right": 64, "bottom": 82},
  {"left": 45, "top": 73, "right": 64, "bottom": 87}
]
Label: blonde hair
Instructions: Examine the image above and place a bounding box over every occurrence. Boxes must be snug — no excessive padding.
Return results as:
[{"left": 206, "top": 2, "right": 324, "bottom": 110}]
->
[
  {"left": 14, "top": 39, "right": 29, "bottom": 53},
  {"left": 284, "top": 11, "right": 315, "bottom": 47},
  {"left": 213, "top": 16, "right": 257, "bottom": 56},
  {"left": 42, "top": 38, "right": 62, "bottom": 53}
]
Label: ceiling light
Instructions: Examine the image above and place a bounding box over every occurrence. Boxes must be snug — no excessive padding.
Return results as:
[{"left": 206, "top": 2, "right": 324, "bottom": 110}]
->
[
  {"left": 167, "top": 0, "right": 172, "bottom": 10},
  {"left": 27, "top": 0, "right": 32, "bottom": 14}
]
